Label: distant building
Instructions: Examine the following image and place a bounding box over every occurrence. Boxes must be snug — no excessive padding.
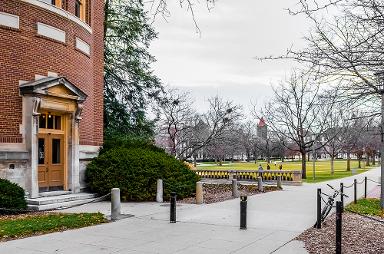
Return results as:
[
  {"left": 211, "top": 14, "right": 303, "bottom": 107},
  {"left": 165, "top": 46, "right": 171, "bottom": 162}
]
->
[{"left": 257, "top": 117, "right": 267, "bottom": 139}]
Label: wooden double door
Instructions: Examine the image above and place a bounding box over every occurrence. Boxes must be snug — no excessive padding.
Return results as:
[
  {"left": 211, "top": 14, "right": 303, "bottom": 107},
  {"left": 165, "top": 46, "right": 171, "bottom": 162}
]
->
[{"left": 38, "top": 133, "right": 65, "bottom": 191}]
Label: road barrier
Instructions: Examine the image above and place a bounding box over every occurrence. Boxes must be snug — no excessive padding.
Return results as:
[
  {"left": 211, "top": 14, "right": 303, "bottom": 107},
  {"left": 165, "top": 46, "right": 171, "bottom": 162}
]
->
[
  {"left": 111, "top": 188, "right": 121, "bottom": 221},
  {"left": 316, "top": 188, "right": 322, "bottom": 229},
  {"left": 170, "top": 192, "right": 177, "bottom": 223},
  {"left": 240, "top": 196, "right": 247, "bottom": 230},
  {"left": 336, "top": 201, "right": 342, "bottom": 254},
  {"left": 192, "top": 169, "right": 302, "bottom": 185}
]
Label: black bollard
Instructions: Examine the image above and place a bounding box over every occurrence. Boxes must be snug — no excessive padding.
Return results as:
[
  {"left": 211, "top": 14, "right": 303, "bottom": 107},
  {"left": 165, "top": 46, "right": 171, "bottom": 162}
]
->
[
  {"left": 340, "top": 183, "right": 344, "bottom": 212},
  {"left": 336, "top": 201, "right": 342, "bottom": 254},
  {"left": 240, "top": 196, "right": 247, "bottom": 230},
  {"left": 354, "top": 179, "right": 357, "bottom": 204},
  {"left": 316, "top": 188, "right": 321, "bottom": 229},
  {"left": 364, "top": 176, "right": 367, "bottom": 198},
  {"left": 170, "top": 192, "right": 177, "bottom": 223}
]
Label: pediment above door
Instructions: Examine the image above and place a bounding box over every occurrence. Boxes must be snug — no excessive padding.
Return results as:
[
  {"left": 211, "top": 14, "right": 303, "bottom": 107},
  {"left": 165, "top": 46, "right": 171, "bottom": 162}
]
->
[{"left": 19, "top": 76, "right": 87, "bottom": 102}]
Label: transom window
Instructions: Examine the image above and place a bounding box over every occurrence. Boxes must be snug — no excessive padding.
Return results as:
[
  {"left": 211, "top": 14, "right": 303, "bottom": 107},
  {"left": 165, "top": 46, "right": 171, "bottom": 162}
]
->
[{"left": 39, "top": 113, "right": 62, "bottom": 130}]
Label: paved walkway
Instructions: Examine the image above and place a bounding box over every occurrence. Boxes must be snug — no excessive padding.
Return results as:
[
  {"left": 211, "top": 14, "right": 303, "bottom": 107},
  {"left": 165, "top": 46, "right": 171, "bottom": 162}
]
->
[{"left": 0, "top": 167, "right": 381, "bottom": 254}]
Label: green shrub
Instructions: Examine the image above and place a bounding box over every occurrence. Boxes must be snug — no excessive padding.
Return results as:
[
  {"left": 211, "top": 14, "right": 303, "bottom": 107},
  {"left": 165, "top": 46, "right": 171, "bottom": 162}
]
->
[
  {"left": 100, "top": 136, "right": 164, "bottom": 155},
  {"left": 86, "top": 147, "right": 199, "bottom": 201},
  {"left": 0, "top": 178, "right": 27, "bottom": 211}
]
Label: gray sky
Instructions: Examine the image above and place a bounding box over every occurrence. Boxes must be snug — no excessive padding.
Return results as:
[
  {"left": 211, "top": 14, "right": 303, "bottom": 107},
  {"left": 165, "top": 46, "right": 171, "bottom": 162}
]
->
[{"left": 149, "top": 0, "right": 311, "bottom": 112}]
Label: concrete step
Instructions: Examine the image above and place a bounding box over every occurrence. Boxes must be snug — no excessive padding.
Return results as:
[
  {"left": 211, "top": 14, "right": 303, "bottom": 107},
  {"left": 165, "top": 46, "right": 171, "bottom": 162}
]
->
[
  {"left": 27, "top": 193, "right": 98, "bottom": 206},
  {"left": 39, "top": 191, "right": 72, "bottom": 197},
  {"left": 27, "top": 197, "right": 97, "bottom": 211}
]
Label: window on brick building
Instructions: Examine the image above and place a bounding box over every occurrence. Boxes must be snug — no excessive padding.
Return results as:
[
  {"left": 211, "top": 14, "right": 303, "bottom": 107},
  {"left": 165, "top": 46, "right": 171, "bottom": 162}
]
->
[
  {"left": 40, "top": 0, "right": 61, "bottom": 8},
  {"left": 75, "top": 0, "right": 86, "bottom": 21}
]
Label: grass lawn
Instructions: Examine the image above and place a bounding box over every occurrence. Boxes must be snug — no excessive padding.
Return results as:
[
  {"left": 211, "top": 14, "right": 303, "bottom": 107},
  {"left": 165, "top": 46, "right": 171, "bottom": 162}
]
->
[
  {"left": 196, "top": 160, "right": 375, "bottom": 183},
  {"left": 0, "top": 212, "right": 107, "bottom": 241},
  {"left": 346, "top": 198, "right": 384, "bottom": 218}
]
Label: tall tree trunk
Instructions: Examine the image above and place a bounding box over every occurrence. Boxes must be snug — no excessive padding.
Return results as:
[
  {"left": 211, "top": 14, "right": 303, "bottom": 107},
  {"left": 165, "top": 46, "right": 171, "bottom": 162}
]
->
[
  {"left": 372, "top": 153, "right": 376, "bottom": 165},
  {"left": 331, "top": 155, "right": 335, "bottom": 175},
  {"left": 346, "top": 152, "right": 351, "bottom": 171},
  {"left": 193, "top": 155, "right": 197, "bottom": 167},
  {"left": 366, "top": 153, "right": 370, "bottom": 166},
  {"left": 301, "top": 151, "right": 307, "bottom": 179},
  {"left": 358, "top": 156, "right": 361, "bottom": 169},
  {"left": 307, "top": 153, "right": 310, "bottom": 162}
]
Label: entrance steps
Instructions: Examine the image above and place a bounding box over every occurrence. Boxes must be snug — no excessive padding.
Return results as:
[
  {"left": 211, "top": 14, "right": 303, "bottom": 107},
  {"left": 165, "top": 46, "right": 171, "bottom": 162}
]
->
[{"left": 27, "top": 192, "right": 98, "bottom": 211}]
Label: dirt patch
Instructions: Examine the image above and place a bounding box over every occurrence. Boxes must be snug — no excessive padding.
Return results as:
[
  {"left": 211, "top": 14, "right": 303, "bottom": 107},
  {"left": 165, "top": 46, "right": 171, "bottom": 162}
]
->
[
  {"left": 296, "top": 212, "right": 384, "bottom": 254},
  {"left": 180, "top": 183, "right": 280, "bottom": 204}
]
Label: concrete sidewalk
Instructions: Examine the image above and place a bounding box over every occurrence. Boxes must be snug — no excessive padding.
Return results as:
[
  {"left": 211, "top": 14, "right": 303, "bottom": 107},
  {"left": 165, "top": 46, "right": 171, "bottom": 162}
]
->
[{"left": 0, "top": 167, "right": 380, "bottom": 254}]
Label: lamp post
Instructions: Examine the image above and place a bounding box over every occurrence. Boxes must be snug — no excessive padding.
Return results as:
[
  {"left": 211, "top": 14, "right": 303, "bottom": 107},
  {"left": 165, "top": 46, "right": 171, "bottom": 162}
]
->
[
  {"left": 312, "top": 134, "right": 316, "bottom": 181},
  {"left": 374, "top": 71, "right": 384, "bottom": 209}
]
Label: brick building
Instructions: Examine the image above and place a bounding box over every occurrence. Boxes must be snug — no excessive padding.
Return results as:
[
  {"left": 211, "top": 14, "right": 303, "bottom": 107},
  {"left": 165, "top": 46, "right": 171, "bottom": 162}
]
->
[{"left": 0, "top": 0, "right": 104, "bottom": 198}]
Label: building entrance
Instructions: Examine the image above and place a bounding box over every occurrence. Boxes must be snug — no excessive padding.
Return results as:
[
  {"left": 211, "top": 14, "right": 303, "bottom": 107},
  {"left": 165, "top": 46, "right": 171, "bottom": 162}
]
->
[{"left": 38, "top": 113, "right": 65, "bottom": 191}]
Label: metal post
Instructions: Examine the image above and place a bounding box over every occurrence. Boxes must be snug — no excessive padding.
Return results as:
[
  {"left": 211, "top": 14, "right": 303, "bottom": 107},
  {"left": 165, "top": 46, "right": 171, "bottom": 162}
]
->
[
  {"left": 111, "top": 188, "right": 121, "bottom": 221},
  {"left": 170, "top": 192, "right": 176, "bottom": 223},
  {"left": 156, "top": 179, "right": 163, "bottom": 203},
  {"left": 380, "top": 88, "right": 384, "bottom": 209},
  {"left": 316, "top": 188, "right": 321, "bottom": 229},
  {"left": 354, "top": 179, "right": 357, "bottom": 204},
  {"left": 364, "top": 176, "right": 367, "bottom": 199},
  {"left": 336, "top": 201, "right": 342, "bottom": 254},
  {"left": 340, "top": 183, "right": 344, "bottom": 212},
  {"left": 312, "top": 136, "right": 316, "bottom": 181},
  {"left": 240, "top": 196, "right": 247, "bottom": 230}
]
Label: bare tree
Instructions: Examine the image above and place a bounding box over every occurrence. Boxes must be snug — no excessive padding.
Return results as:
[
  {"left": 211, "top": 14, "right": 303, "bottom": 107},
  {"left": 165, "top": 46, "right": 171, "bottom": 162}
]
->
[
  {"left": 157, "top": 90, "right": 242, "bottom": 160},
  {"left": 321, "top": 102, "right": 353, "bottom": 174},
  {"left": 260, "top": 0, "right": 384, "bottom": 206},
  {"left": 238, "top": 121, "right": 258, "bottom": 162},
  {"left": 156, "top": 88, "right": 195, "bottom": 157},
  {"left": 259, "top": 70, "right": 336, "bottom": 178}
]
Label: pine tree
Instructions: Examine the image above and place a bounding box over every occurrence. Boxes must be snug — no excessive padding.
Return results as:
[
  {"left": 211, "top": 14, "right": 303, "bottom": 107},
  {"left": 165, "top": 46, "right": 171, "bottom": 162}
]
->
[{"left": 104, "top": 0, "right": 162, "bottom": 139}]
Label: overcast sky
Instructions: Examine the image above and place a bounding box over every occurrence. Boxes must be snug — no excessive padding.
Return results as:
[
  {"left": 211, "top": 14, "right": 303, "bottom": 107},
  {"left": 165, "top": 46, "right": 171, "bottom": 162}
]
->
[{"left": 148, "top": 0, "right": 312, "bottom": 113}]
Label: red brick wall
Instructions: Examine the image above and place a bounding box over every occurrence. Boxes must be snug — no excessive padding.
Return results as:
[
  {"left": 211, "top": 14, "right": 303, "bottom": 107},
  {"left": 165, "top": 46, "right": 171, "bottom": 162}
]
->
[{"left": 0, "top": 0, "right": 104, "bottom": 146}]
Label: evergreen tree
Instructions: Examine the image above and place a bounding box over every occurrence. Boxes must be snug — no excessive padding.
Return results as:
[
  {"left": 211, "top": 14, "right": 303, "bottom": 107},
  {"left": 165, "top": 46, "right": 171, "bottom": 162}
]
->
[{"left": 104, "top": 0, "right": 162, "bottom": 139}]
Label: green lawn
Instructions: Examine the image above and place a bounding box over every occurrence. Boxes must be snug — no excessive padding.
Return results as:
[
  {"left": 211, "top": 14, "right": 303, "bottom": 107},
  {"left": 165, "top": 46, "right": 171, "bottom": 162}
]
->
[
  {"left": 0, "top": 212, "right": 107, "bottom": 241},
  {"left": 346, "top": 198, "right": 383, "bottom": 218},
  {"left": 196, "top": 160, "right": 375, "bottom": 183}
]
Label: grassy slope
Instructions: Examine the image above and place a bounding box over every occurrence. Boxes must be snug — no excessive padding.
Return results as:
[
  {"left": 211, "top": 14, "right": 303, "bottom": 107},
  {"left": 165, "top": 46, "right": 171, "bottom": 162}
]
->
[
  {"left": 196, "top": 160, "right": 374, "bottom": 183},
  {"left": 346, "top": 198, "right": 384, "bottom": 218},
  {"left": 0, "top": 213, "right": 107, "bottom": 241}
]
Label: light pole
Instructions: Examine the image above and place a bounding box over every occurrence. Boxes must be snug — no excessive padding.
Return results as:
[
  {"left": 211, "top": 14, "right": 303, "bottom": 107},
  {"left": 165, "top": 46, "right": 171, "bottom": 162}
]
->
[
  {"left": 374, "top": 71, "right": 384, "bottom": 209},
  {"left": 312, "top": 134, "right": 316, "bottom": 181}
]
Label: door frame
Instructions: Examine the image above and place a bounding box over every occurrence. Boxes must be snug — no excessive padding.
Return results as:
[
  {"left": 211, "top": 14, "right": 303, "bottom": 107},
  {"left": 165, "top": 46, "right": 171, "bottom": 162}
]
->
[{"left": 37, "top": 112, "right": 68, "bottom": 191}]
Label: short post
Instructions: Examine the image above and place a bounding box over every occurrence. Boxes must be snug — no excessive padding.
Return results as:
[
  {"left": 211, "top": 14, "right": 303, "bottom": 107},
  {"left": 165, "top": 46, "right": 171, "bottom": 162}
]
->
[
  {"left": 364, "top": 176, "right": 367, "bottom": 199},
  {"left": 170, "top": 192, "right": 177, "bottom": 223},
  {"left": 232, "top": 179, "right": 239, "bottom": 198},
  {"left": 277, "top": 175, "right": 282, "bottom": 189},
  {"left": 336, "top": 201, "right": 342, "bottom": 254},
  {"left": 257, "top": 176, "right": 264, "bottom": 192},
  {"left": 240, "top": 195, "right": 247, "bottom": 230},
  {"left": 340, "top": 183, "right": 344, "bottom": 212},
  {"left": 354, "top": 179, "right": 357, "bottom": 204},
  {"left": 156, "top": 179, "right": 163, "bottom": 203},
  {"left": 316, "top": 188, "right": 321, "bottom": 229},
  {"left": 196, "top": 182, "right": 204, "bottom": 204},
  {"left": 111, "top": 188, "right": 121, "bottom": 221}
]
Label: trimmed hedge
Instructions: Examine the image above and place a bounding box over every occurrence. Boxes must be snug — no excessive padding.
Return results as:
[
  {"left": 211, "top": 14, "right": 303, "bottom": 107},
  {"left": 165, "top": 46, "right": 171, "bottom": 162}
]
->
[
  {"left": 0, "top": 178, "right": 27, "bottom": 211},
  {"left": 86, "top": 147, "right": 199, "bottom": 201}
]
